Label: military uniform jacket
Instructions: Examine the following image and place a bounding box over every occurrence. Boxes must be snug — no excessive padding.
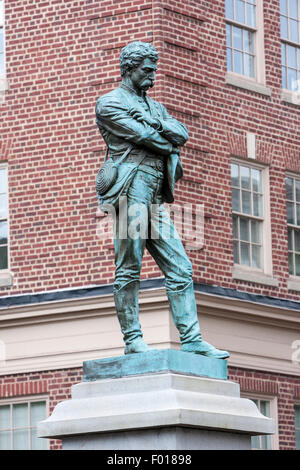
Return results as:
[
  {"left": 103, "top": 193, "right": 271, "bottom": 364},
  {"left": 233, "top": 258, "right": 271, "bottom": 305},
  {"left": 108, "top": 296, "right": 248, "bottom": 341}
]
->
[{"left": 95, "top": 84, "right": 188, "bottom": 206}]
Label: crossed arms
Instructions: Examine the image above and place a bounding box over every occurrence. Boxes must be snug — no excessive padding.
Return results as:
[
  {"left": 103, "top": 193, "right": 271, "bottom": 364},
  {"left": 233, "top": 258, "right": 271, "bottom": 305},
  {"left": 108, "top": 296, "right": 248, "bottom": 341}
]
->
[{"left": 96, "top": 94, "right": 188, "bottom": 157}]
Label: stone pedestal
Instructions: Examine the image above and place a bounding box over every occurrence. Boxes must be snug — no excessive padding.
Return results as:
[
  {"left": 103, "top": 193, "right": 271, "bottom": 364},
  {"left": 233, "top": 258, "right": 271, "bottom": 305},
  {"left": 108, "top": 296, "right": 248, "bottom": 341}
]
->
[{"left": 37, "top": 349, "right": 274, "bottom": 450}]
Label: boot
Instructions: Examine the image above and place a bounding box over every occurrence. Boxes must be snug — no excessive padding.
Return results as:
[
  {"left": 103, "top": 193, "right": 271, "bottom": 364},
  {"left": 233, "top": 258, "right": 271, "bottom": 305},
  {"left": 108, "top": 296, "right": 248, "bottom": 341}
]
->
[
  {"left": 167, "top": 282, "right": 230, "bottom": 359},
  {"left": 114, "top": 281, "right": 152, "bottom": 354}
]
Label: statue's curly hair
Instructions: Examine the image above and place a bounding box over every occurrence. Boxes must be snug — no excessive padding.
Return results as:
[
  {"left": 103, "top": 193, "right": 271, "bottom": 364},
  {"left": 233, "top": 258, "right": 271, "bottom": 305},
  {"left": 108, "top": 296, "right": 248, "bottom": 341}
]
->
[{"left": 119, "top": 41, "right": 159, "bottom": 77}]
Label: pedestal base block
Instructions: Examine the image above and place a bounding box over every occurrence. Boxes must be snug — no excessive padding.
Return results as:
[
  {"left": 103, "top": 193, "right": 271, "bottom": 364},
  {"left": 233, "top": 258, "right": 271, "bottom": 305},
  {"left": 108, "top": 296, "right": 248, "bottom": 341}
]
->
[{"left": 37, "top": 350, "right": 274, "bottom": 450}]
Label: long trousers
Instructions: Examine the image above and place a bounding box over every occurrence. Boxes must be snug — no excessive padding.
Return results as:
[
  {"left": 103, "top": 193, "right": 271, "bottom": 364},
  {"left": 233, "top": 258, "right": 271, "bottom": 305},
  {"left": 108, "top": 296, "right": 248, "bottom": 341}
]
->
[{"left": 113, "top": 167, "right": 193, "bottom": 294}]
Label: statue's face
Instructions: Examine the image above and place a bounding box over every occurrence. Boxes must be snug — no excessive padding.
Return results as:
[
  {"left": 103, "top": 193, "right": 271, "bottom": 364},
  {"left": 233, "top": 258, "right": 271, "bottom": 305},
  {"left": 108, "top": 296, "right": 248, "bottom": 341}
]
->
[{"left": 130, "top": 57, "right": 157, "bottom": 92}]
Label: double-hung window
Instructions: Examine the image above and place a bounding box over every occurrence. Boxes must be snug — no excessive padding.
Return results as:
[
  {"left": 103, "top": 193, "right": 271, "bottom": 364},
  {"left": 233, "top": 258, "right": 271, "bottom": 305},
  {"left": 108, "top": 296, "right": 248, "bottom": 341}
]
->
[
  {"left": 0, "top": 399, "right": 48, "bottom": 450},
  {"left": 0, "top": 164, "right": 8, "bottom": 270},
  {"left": 286, "top": 175, "right": 300, "bottom": 276},
  {"left": 226, "top": 0, "right": 257, "bottom": 78},
  {"left": 0, "top": 0, "right": 5, "bottom": 77},
  {"left": 231, "top": 162, "right": 264, "bottom": 269},
  {"left": 281, "top": 0, "right": 300, "bottom": 92}
]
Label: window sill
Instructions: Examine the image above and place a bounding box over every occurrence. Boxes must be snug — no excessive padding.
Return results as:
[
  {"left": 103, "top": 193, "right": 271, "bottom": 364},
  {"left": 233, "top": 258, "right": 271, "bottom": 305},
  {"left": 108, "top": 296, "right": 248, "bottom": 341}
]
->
[
  {"left": 0, "top": 77, "right": 8, "bottom": 92},
  {"left": 226, "top": 72, "right": 272, "bottom": 97},
  {"left": 287, "top": 276, "right": 300, "bottom": 292},
  {"left": 281, "top": 89, "right": 300, "bottom": 106},
  {"left": 0, "top": 271, "right": 13, "bottom": 287},
  {"left": 232, "top": 266, "right": 278, "bottom": 287}
]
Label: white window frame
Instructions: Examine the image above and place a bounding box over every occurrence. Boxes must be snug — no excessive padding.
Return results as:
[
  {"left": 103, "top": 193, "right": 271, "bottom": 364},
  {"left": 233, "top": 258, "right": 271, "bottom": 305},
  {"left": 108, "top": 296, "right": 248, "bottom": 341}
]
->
[
  {"left": 0, "top": 395, "right": 49, "bottom": 450},
  {"left": 286, "top": 172, "right": 300, "bottom": 290},
  {"left": 231, "top": 159, "right": 276, "bottom": 285},
  {"left": 241, "top": 392, "right": 279, "bottom": 450},
  {"left": 225, "top": 0, "right": 269, "bottom": 95}
]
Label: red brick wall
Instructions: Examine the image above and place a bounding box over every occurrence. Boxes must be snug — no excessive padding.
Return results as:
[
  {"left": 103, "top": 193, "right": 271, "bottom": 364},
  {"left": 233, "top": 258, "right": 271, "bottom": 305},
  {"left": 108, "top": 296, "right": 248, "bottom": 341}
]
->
[
  {"left": 0, "top": 0, "right": 299, "bottom": 300},
  {"left": 0, "top": 366, "right": 298, "bottom": 450}
]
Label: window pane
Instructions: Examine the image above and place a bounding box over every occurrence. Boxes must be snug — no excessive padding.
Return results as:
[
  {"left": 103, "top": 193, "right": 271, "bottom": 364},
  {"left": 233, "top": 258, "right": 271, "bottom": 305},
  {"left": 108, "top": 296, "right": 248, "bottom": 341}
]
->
[
  {"left": 289, "top": 19, "right": 299, "bottom": 43},
  {"left": 245, "top": 54, "right": 255, "bottom": 77},
  {"left": 30, "top": 402, "right": 46, "bottom": 426},
  {"left": 242, "top": 190, "right": 251, "bottom": 214},
  {"left": 0, "top": 30, "right": 3, "bottom": 54},
  {"left": 13, "top": 429, "right": 28, "bottom": 450},
  {"left": 287, "top": 45, "right": 297, "bottom": 68},
  {"left": 0, "top": 431, "right": 10, "bottom": 450},
  {"left": 240, "top": 217, "right": 250, "bottom": 241},
  {"left": 297, "top": 204, "right": 300, "bottom": 226},
  {"left": 226, "top": 24, "right": 232, "bottom": 47},
  {"left": 13, "top": 403, "right": 28, "bottom": 428},
  {"left": 286, "top": 177, "right": 294, "bottom": 201},
  {"left": 251, "top": 435, "right": 260, "bottom": 449},
  {"left": 280, "top": 0, "right": 287, "bottom": 15},
  {"left": 234, "top": 50, "right": 243, "bottom": 74},
  {"left": 296, "top": 430, "right": 300, "bottom": 450},
  {"left": 251, "top": 219, "right": 262, "bottom": 243},
  {"left": 0, "top": 246, "right": 7, "bottom": 269},
  {"left": 231, "top": 163, "right": 239, "bottom": 187},
  {"left": 241, "top": 166, "right": 251, "bottom": 189},
  {"left": 296, "top": 180, "right": 300, "bottom": 202},
  {"left": 260, "top": 400, "right": 271, "bottom": 417},
  {"left": 244, "top": 30, "right": 255, "bottom": 53},
  {"left": 282, "top": 43, "right": 286, "bottom": 65},
  {"left": 236, "top": 0, "right": 245, "bottom": 24},
  {"left": 260, "top": 434, "right": 272, "bottom": 450},
  {"left": 295, "top": 230, "right": 300, "bottom": 252},
  {"left": 232, "top": 188, "right": 241, "bottom": 212},
  {"left": 0, "top": 220, "right": 7, "bottom": 244},
  {"left": 281, "top": 15, "right": 288, "bottom": 38},
  {"left": 226, "top": 0, "right": 234, "bottom": 19},
  {"left": 227, "top": 48, "right": 233, "bottom": 71},
  {"left": 252, "top": 245, "right": 262, "bottom": 268},
  {"left": 288, "top": 228, "right": 293, "bottom": 250},
  {"left": 241, "top": 242, "right": 250, "bottom": 265},
  {"left": 289, "top": 0, "right": 298, "bottom": 19},
  {"left": 0, "top": 53, "right": 4, "bottom": 76},
  {"left": 252, "top": 169, "right": 262, "bottom": 193},
  {"left": 253, "top": 193, "right": 263, "bottom": 217},
  {"left": 295, "top": 253, "right": 300, "bottom": 275},
  {"left": 282, "top": 66, "right": 287, "bottom": 88},
  {"left": 233, "top": 26, "right": 243, "bottom": 49},
  {"left": 0, "top": 406, "right": 10, "bottom": 429},
  {"left": 0, "top": 168, "right": 7, "bottom": 192},
  {"left": 289, "top": 252, "right": 294, "bottom": 274},
  {"left": 0, "top": 194, "right": 7, "bottom": 218},
  {"left": 287, "top": 202, "right": 295, "bottom": 224},
  {"left": 288, "top": 67, "right": 297, "bottom": 90},
  {"left": 246, "top": 3, "right": 256, "bottom": 27},
  {"left": 31, "top": 429, "right": 47, "bottom": 450},
  {"left": 233, "top": 215, "right": 239, "bottom": 239},
  {"left": 295, "top": 406, "right": 300, "bottom": 428},
  {"left": 233, "top": 240, "right": 240, "bottom": 263}
]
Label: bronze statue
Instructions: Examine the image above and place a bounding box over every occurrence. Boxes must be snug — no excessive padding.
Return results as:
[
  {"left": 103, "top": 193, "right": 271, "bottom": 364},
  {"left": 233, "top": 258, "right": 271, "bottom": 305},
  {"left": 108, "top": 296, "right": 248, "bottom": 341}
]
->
[{"left": 95, "top": 41, "right": 229, "bottom": 358}]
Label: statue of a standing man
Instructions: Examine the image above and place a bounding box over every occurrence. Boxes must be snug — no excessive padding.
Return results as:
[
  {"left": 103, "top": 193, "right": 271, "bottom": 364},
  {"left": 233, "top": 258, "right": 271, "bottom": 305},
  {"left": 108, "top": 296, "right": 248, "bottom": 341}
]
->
[{"left": 95, "top": 41, "right": 229, "bottom": 359}]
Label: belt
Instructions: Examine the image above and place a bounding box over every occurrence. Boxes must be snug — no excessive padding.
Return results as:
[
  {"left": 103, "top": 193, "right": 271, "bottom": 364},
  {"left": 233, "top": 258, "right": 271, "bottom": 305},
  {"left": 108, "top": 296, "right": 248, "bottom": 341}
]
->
[{"left": 126, "top": 155, "right": 165, "bottom": 171}]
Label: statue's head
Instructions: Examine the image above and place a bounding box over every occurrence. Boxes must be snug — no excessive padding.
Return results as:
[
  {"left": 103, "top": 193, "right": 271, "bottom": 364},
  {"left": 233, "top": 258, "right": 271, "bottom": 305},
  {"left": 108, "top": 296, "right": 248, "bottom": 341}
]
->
[{"left": 119, "top": 41, "right": 159, "bottom": 78}]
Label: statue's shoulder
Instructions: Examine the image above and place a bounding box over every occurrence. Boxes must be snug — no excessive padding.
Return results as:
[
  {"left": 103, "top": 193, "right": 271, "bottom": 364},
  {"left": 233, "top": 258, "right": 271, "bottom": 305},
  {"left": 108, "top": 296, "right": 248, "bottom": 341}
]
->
[{"left": 96, "top": 87, "right": 121, "bottom": 106}]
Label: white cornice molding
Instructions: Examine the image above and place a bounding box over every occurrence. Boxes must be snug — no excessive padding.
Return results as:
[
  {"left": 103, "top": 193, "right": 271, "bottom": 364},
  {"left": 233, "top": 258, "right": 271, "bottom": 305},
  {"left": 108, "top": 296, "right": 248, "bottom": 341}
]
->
[{"left": 0, "top": 287, "right": 299, "bottom": 329}]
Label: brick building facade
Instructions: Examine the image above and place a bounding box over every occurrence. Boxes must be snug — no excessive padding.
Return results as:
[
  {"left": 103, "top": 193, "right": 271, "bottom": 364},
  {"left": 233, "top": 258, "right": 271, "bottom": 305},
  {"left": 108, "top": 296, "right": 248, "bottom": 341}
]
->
[{"left": 0, "top": 0, "right": 300, "bottom": 450}]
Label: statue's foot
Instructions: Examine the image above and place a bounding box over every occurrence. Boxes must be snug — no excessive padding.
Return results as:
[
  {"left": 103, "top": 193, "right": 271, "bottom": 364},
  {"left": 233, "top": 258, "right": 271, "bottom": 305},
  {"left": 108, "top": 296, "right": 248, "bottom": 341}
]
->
[
  {"left": 124, "top": 338, "right": 153, "bottom": 355},
  {"left": 182, "top": 340, "right": 230, "bottom": 359}
]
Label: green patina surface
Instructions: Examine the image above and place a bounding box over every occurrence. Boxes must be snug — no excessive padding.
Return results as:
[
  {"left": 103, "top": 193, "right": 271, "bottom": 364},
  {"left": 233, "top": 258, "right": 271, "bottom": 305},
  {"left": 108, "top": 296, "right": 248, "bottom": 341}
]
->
[{"left": 83, "top": 349, "right": 227, "bottom": 382}]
